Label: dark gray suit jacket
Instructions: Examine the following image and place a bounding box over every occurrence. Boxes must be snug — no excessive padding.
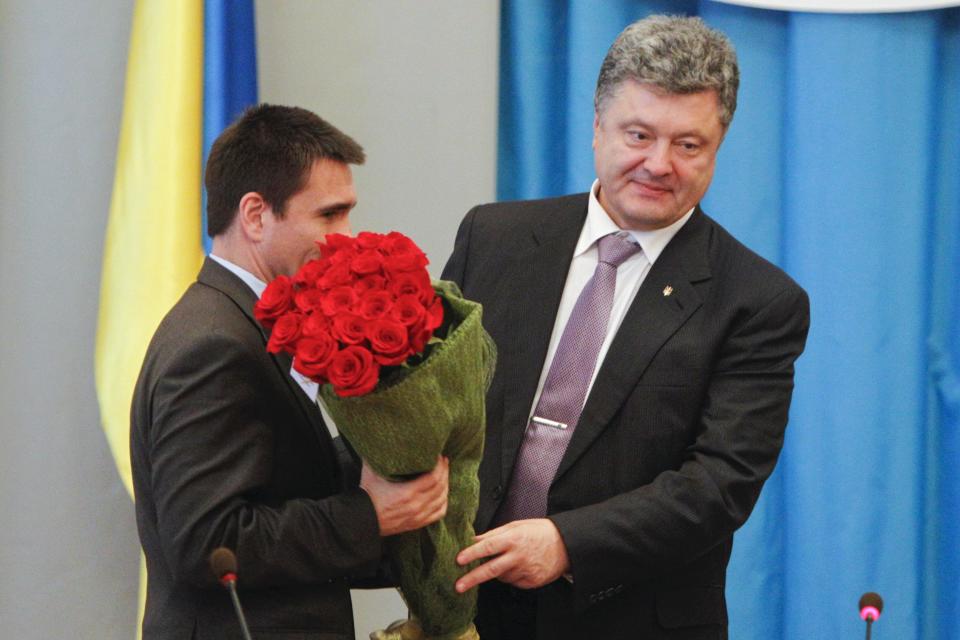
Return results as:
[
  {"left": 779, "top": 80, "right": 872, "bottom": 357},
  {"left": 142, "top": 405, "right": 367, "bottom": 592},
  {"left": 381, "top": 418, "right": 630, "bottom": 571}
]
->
[
  {"left": 441, "top": 194, "right": 810, "bottom": 640},
  {"left": 130, "top": 258, "right": 383, "bottom": 640}
]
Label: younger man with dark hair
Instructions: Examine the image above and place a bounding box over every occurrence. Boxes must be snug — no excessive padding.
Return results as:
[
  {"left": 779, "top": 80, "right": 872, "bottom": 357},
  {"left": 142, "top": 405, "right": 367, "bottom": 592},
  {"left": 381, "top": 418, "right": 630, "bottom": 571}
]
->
[{"left": 131, "top": 104, "right": 449, "bottom": 640}]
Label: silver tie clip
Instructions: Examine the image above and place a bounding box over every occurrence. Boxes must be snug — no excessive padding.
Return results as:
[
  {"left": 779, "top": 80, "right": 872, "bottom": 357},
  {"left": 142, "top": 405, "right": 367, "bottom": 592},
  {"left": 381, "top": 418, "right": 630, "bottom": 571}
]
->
[{"left": 532, "top": 416, "right": 568, "bottom": 430}]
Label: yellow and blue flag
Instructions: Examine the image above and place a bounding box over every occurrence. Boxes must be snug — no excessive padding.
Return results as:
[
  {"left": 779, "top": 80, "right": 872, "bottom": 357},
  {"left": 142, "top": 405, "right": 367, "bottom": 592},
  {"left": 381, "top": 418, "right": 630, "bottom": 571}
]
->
[
  {"left": 95, "top": 1, "right": 256, "bottom": 634},
  {"left": 96, "top": 0, "right": 257, "bottom": 498}
]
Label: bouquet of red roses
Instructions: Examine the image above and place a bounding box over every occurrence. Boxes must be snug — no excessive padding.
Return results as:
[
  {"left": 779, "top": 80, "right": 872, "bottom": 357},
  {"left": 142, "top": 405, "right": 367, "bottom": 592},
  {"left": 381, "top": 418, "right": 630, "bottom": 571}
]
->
[
  {"left": 254, "top": 231, "right": 446, "bottom": 397},
  {"left": 254, "top": 231, "right": 495, "bottom": 640}
]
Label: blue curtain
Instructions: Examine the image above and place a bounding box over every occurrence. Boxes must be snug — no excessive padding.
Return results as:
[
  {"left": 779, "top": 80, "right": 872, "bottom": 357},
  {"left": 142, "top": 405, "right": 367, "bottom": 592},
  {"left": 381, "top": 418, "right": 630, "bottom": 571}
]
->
[{"left": 498, "top": 3, "right": 960, "bottom": 639}]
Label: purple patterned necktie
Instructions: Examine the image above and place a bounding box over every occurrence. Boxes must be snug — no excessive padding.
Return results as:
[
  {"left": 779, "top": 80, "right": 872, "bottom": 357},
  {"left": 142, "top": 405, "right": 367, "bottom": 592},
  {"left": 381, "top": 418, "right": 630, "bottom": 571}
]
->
[{"left": 496, "top": 232, "right": 642, "bottom": 523}]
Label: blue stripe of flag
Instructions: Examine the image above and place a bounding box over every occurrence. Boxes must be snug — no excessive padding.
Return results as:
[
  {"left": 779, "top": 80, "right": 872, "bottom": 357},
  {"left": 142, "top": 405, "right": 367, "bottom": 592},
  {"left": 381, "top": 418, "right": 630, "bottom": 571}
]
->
[{"left": 202, "top": 0, "right": 259, "bottom": 252}]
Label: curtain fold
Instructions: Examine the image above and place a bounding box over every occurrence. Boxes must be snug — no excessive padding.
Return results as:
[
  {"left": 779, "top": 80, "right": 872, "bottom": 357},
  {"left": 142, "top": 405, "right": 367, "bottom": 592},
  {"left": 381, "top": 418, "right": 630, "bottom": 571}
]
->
[{"left": 498, "top": 3, "right": 960, "bottom": 638}]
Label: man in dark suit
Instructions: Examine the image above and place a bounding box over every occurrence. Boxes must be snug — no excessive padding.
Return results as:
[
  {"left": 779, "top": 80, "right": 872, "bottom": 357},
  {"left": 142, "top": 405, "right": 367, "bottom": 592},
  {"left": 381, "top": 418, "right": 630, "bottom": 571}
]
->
[
  {"left": 131, "top": 104, "right": 449, "bottom": 640},
  {"left": 446, "top": 16, "right": 810, "bottom": 640}
]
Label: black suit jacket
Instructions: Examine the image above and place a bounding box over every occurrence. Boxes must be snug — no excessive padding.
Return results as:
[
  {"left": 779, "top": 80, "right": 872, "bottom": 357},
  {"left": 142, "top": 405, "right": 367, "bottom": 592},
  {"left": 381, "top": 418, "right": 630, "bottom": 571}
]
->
[
  {"left": 130, "top": 258, "right": 383, "bottom": 640},
  {"left": 441, "top": 194, "right": 810, "bottom": 640}
]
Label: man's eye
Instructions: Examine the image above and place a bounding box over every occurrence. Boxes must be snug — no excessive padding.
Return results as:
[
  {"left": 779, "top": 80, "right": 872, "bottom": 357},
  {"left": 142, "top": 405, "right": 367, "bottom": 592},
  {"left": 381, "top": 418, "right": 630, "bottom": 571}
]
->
[
  {"left": 679, "top": 142, "right": 700, "bottom": 152},
  {"left": 628, "top": 131, "right": 649, "bottom": 142}
]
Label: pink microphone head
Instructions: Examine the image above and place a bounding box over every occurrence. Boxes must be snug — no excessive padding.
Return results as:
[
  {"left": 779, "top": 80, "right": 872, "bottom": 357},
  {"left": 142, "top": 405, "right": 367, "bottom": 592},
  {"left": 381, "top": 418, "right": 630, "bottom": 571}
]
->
[{"left": 859, "top": 592, "right": 883, "bottom": 621}]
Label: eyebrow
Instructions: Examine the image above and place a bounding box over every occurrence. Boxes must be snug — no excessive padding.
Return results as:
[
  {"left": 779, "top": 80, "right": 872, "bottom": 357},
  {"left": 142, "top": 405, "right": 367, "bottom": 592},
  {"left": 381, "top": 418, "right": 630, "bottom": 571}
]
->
[
  {"left": 620, "top": 119, "right": 708, "bottom": 140},
  {"left": 316, "top": 200, "right": 357, "bottom": 215}
]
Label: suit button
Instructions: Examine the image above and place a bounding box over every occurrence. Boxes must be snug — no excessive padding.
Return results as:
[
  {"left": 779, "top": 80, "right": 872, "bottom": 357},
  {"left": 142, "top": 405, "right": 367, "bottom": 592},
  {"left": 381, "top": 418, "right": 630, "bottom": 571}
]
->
[
  {"left": 605, "top": 588, "right": 615, "bottom": 598},
  {"left": 492, "top": 484, "right": 504, "bottom": 499}
]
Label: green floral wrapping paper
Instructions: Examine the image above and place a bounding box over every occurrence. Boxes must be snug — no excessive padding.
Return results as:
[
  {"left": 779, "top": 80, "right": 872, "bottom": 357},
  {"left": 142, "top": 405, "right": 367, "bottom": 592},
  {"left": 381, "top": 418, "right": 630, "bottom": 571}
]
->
[{"left": 320, "top": 280, "right": 496, "bottom": 639}]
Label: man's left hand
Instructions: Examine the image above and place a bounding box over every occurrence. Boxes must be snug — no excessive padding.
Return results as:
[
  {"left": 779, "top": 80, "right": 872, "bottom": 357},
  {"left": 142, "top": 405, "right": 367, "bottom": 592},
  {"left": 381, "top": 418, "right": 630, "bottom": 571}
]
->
[{"left": 454, "top": 519, "right": 570, "bottom": 592}]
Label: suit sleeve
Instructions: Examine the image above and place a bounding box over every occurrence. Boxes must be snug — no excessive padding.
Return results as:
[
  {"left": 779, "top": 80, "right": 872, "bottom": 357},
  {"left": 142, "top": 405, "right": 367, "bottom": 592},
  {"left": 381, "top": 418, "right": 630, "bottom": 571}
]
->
[
  {"left": 145, "top": 327, "right": 383, "bottom": 588},
  {"left": 549, "top": 283, "right": 810, "bottom": 610},
  {"left": 440, "top": 205, "right": 479, "bottom": 288}
]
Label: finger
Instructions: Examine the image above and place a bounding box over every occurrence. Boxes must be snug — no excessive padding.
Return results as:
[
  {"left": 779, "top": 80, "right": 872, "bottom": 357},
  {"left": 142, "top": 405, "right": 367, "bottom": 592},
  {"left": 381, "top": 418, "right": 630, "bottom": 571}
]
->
[
  {"left": 421, "top": 485, "right": 449, "bottom": 520},
  {"left": 430, "top": 456, "right": 449, "bottom": 486},
  {"left": 496, "top": 565, "right": 527, "bottom": 588},
  {"left": 408, "top": 466, "right": 442, "bottom": 493},
  {"left": 455, "top": 554, "right": 513, "bottom": 593},
  {"left": 457, "top": 535, "right": 505, "bottom": 565},
  {"left": 424, "top": 492, "right": 448, "bottom": 522},
  {"left": 428, "top": 501, "right": 447, "bottom": 525},
  {"left": 473, "top": 520, "right": 521, "bottom": 544},
  {"left": 473, "top": 523, "right": 510, "bottom": 543}
]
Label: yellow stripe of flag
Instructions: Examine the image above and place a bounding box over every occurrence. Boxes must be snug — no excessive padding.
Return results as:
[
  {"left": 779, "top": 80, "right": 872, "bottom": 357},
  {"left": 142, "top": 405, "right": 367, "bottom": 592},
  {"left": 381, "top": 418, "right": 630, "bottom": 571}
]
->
[{"left": 95, "top": 0, "right": 205, "bottom": 499}]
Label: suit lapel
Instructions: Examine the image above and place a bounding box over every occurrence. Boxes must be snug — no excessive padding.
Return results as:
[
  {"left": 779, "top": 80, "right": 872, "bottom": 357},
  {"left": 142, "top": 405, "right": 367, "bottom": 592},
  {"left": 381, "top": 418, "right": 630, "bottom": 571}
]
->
[
  {"left": 497, "top": 200, "right": 587, "bottom": 483},
  {"left": 197, "top": 259, "right": 333, "bottom": 453},
  {"left": 554, "top": 210, "right": 713, "bottom": 481}
]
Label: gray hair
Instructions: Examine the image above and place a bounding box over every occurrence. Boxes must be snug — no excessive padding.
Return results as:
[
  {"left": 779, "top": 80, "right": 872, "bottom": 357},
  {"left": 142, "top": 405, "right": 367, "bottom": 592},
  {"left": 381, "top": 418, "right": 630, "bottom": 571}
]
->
[{"left": 594, "top": 15, "right": 739, "bottom": 128}]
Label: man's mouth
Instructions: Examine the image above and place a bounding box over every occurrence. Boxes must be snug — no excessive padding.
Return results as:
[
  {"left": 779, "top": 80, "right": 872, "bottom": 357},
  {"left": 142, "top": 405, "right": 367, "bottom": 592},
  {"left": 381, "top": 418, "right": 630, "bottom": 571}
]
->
[{"left": 630, "top": 180, "right": 672, "bottom": 197}]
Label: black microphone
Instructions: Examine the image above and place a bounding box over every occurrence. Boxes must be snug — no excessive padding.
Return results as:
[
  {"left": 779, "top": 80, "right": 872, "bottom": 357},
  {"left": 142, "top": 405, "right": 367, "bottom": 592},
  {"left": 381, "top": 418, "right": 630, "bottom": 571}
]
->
[
  {"left": 859, "top": 592, "right": 884, "bottom": 640},
  {"left": 210, "top": 547, "right": 254, "bottom": 640}
]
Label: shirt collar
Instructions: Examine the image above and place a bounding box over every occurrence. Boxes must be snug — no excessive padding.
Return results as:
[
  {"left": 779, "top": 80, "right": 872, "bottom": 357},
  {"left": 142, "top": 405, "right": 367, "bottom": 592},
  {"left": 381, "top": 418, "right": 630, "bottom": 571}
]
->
[
  {"left": 209, "top": 253, "right": 321, "bottom": 401},
  {"left": 209, "top": 253, "right": 268, "bottom": 298},
  {"left": 577, "top": 179, "right": 694, "bottom": 264}
]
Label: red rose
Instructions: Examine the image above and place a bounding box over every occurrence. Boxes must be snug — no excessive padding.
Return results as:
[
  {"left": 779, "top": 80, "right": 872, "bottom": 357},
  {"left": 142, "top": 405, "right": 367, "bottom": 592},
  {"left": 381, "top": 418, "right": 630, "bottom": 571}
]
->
[
  {"left": 317, "top": 263, "right": 354, "bottom": 289},
  {"left": 266, "top": 312, "right": 303, "bottom": 354},
  {"left": 254, "top": 275, "right": 294, "bottom": 329},
  {"left": 389, "top": 270, "right": 433, "bottom": 305},
  {"left": 382, "top": 251, "right": 428, "bottom": 275},
  {"left": 356, "top": 289, "right": 394, "bottom": 320},
  {"left": 354, "top": 274, "right": 387, "bottom": 295},
  {"left": 407, "top": 297, "right": 443, "bottom": 353},
  {"left": 294, "top": 287, "right": 326, "bottom": 313},
  {"left": 355, "top": 231, "right": 385, "bottom": 250},
  {"left": 331, "top": 313, "right": 367, "bottom": 345},
  {"left": 366, "top": 318, "right": 412, "bottom": 365},
  {"left": 301, "top": 313, "right": 332, "bottom": 338},
  {"left": 351, "top": 249, "right": 384, "bottom": 276},
  {"left": 389, "top": 294, "right": 426, "bottom": 327},
  {"left": 318, "top": 233, "right": 355, "bottom": 259},
  {"left": 381, "top": 231, "right": 419, "bottom": 255},
  {"left": 327, "top": 346, "right": 380, "bottom": 397},
  {"left": 424, "top": 296, "right": 444, "bottom": 331},
  {"left": 381, "top": 232, "right": 429, "bottom": 273},
  {"left": 293, "top": 258, "right": 328, "bottom": 288},
  {"left": 320, "top": 286, "right": 358, "bottom": 316},
  {"left": 293, "top": 334, "right": 338, "bottom": 381},
  {"left": 329, "top": 247, "right": 357, "bottom": 266},
  {"left": 410, "top": 325, "right": 433, "bottom": 354}
]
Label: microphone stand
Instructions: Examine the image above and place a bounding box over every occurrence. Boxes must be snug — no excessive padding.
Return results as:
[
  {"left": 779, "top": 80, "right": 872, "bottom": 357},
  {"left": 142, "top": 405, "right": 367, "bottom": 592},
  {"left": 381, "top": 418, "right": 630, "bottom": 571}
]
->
[{"left": 224, "top": 577, "right": 254, "bottom": 640}]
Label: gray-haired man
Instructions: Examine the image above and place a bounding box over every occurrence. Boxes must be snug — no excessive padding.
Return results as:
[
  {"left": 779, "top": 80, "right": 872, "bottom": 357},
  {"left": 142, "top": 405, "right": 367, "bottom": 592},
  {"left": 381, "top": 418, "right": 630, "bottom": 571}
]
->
[{"left": 444, "top": 15, "right": 809, "bottom": 640}]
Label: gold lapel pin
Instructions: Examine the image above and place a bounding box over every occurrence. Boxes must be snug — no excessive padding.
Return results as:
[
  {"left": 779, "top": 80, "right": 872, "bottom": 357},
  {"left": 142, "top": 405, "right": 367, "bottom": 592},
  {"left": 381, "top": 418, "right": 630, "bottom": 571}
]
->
[{"left": 663, "top": 286, "right": 674, "bottom": 297}]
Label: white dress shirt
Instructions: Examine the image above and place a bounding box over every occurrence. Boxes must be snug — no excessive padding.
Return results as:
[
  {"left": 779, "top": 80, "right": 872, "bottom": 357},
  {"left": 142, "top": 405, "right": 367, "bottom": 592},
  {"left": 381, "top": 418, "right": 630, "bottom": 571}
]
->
[
  {"left": 526, "top": 181, "right": 694, "bottom": 421},
  {"left": 208, "top": 253, "right": 340, "bottom": 435}
]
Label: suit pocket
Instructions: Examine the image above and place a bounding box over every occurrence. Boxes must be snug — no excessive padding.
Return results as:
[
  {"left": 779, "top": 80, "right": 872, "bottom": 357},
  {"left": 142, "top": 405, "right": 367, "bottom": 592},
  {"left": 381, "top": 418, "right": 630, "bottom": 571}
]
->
[{"left": 655, "top": 585, "right": 727, "bottom": 629}]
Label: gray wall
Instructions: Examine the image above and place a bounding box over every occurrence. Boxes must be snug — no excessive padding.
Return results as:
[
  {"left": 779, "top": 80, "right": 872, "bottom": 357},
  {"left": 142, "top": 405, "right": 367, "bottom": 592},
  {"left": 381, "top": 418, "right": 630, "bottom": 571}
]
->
[
  {"left": 257, "top": 1, "right": 499, "bottom": 273},
  {"left": 0, "top": 1, "right": 498, "bottom": 637}
]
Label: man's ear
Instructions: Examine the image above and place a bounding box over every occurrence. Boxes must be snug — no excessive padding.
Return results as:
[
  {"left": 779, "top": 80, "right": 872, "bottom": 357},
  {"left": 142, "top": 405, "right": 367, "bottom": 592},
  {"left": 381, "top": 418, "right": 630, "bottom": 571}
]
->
[
  {"left": 592, "top": 111, "right": 601, "bottom": 151},
  {"left": 236, "top": 192, "right": 268, "bottom": 241}
]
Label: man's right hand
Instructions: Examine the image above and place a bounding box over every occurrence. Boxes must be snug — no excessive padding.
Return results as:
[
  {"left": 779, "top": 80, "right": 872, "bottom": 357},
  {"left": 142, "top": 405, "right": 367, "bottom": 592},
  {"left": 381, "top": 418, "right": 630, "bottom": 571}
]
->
[{"left": 360, "top": 455, "right": 449, "bottom": 536}]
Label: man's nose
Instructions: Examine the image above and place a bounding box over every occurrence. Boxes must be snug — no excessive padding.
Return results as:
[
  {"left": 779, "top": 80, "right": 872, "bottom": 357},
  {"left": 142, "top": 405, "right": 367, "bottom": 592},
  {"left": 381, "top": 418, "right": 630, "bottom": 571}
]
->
[
  {"left": 333, "top": 216, "right": 353, "bottom": 237},
  {"left": 642, "top": 142, "right": 672, "bottom": 176}
]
